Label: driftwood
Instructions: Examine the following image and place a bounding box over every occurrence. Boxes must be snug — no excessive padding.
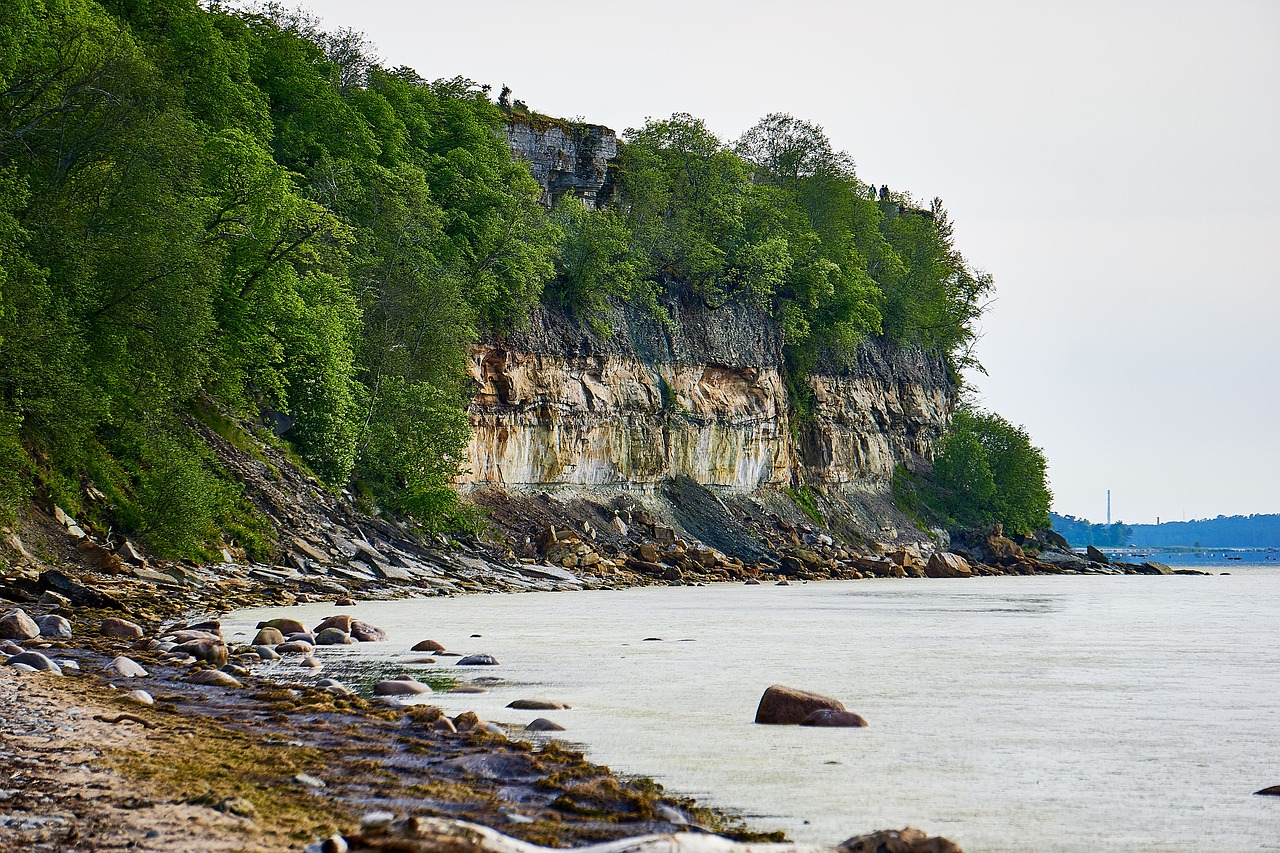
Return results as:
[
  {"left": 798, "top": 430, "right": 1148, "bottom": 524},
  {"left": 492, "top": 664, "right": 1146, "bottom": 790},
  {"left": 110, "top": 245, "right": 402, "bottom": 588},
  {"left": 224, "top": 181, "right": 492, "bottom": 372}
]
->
[{"left": 342, "top": 817, "right": 962, "bottom": 853}]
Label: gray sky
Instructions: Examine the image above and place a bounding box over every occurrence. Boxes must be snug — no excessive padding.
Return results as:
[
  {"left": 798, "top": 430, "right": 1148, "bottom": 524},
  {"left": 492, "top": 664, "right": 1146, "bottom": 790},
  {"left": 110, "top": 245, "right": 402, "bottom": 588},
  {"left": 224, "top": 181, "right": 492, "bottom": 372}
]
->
[{"left": 299, "top": 0, "right": 1280, "bottom": 524}]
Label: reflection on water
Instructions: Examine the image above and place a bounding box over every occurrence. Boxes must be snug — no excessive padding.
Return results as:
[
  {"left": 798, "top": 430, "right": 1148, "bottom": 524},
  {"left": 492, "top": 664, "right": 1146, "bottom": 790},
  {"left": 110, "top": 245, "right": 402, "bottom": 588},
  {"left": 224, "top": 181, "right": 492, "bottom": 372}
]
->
[{"left": 224, "top": 570, "right": 1280, "bottom": 853}]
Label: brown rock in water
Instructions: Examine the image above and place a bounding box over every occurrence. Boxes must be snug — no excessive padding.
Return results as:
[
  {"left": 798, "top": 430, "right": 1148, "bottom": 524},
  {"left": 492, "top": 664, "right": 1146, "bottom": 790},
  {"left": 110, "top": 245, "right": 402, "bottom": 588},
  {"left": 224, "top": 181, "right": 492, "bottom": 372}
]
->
[
  {"left": 315, "top": 614, "right": 353, "bottom": 633},
  {"left": 1254, "top": 785, "right": 1280, "bottom": 796},
  {"left": 349, "top": 620, "right": 387, "bottom": 642},
  {"left": 507, "top": 699, "right": 572, "bottom": 710},
  {"left": 925, "top": 553, "right": 972, "bottom": 579},
  {"left": 755, "top": 685, "right": 846, "bottom": 725},
  {"left": 374, "top": 679, "right": 431, "bottom": 696},
  {"left": 525, "top": 718, "right": 565, "bottom": 732},
  {"left": 99, "top": 617, "right": 145, "bottom": 640},
  {"left": 0, "top": 608, "right": 40, "bottom": 641},
  {"left": 335, "top": 597, "right": 356, "bottom": 607},
  {"left": 412, "top": 639, "right": 446, "bottom": 652},
  {"left": 838, "top": 826, "right": 964, "bottom": 853},
  {"left": 258, "top": 618, "right": 307, "bottom": 635},
  {"left": 799, "top": 709, "right": 868, "bottom": 728},
  {"left": 252, "top": 627, "right": 285, "bottom": 646},
  {"left": 173, "top": 639, "right": 229, "bottom": 667},
  {"left": 188, "top": 669, "right": 241, "bottom": 688}
]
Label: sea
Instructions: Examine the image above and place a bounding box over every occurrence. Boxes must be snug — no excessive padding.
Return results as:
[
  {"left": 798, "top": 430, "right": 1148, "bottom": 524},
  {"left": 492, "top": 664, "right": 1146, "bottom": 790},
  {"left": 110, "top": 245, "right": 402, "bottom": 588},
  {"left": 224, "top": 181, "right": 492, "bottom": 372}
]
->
[{"left": 223, "top": 562, "right": 1280, "bottom": 852}]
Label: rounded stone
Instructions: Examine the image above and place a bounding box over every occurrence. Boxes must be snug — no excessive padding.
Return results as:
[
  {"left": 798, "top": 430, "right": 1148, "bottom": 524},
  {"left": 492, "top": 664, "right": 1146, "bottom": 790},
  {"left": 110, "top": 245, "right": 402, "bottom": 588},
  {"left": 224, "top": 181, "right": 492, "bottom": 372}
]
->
[
  {"left": 524, "top": 718, "right": 566, "bottom": 732},
  {"left": 507, "top": 699, "right": 572, "bottom": 710},
  {"left": 411, "top": 639, "right": 446, "bottom": 652},
  {"left": 456, "top": 654, "right": 499, "bottom": 666},
  {"left": 0, "top": 609, "right": 40, "bottom": 641},
  {"left": 349, "top": 620, "right": 387, "bottom": 643},
  {"left": 122, "top": 689, "right": 154, "bottom": 706},
  {"left": 99, "top": 617, "right": 144, "bottom": 640},
  {"left": 754, "top": 684, "right": 846, "bottom": 725},
  {"left": 36, "top": 614, "right": 72, "bottom": 639},
  {"left": 314, "top": 615, "right": 353, "bottom": 634},
  {"left": 373, "top": 679, "right": 431, "bottom": 696},
  {"left": 7, "top": 651, "right": 61, "bottom": 674},
  {"left": 189, "top": 668, "right": 242, "bottom": 688},
  {"left": 252, "top": 627, "right": 285, "bottom": 646},
  {"left": 257, "top": 618, "right": 307, "bottom": 635},
  {"left": 275, "top": 641, "right": 313, "bottom": 654},
  {"left": 106, "top": 656, "right": 148, "bottom": 678},
  {"left": 315, "top": 628, "right": 354, "bottom": 646}
]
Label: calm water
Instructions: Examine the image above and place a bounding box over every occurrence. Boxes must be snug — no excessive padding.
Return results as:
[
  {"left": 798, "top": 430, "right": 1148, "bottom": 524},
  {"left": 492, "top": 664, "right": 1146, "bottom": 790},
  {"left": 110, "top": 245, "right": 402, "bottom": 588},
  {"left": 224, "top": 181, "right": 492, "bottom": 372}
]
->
[{"left": 225, "top": 571, "right": 1280, "bottom": 852}]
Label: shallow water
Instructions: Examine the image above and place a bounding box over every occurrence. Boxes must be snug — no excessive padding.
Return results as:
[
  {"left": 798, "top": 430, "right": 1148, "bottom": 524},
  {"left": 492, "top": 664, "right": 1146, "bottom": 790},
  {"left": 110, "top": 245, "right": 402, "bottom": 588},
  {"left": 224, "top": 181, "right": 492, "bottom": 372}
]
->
[{"left": 225, "top": 571, "right": 1280, "bottom": 851}]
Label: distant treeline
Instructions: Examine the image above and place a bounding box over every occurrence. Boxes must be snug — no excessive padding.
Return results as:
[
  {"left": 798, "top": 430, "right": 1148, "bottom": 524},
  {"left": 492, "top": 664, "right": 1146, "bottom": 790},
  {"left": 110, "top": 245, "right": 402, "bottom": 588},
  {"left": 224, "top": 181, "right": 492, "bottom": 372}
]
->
[
  {"left": 1052, "top": 512, "right": 1280, "bottom": 549},
  {"left": 1050, "top": 514, "right": 1132, "bottom": 547}
]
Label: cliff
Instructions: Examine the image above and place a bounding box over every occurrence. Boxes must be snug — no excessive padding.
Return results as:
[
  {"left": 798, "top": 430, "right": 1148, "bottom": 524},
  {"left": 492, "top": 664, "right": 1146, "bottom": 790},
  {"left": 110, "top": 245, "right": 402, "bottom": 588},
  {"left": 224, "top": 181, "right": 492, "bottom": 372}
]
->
[
  {"left": 463, "top": 290, "right": 954, "bottom": 555},
  {"left": 471, "top": 117, "right": 956, "bottom": 559}
]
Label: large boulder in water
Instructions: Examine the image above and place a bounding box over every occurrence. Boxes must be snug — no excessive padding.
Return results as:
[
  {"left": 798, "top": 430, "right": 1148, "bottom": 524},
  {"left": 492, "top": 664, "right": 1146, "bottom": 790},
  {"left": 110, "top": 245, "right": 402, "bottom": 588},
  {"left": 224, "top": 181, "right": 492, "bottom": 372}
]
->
[
  {"left": 1085, "top": 545, "right": 1110, "bottom": 565},
  {"left": 838, "top": 827, "right": 964, "bottom": 853},
  {"left": 349, "top": 620, "right": 387, "bottom": 642},
  {"left": 258, "top": 618, "right": 307, "bottom": 636},
  {"left": 926, "top": 553, "right": 972, "bottom": 578},
  {"left": 755, "top": 685, "right": 846, "bottom": 725}
]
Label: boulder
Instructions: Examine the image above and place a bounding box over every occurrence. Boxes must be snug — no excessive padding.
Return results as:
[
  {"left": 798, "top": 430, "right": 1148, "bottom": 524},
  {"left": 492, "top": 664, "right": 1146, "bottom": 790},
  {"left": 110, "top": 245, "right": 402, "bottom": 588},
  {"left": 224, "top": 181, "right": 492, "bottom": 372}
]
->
[
  {"left": 314, "top": 614, "right": 353, "bottom": 633},
  {"left": 457, "top": 654, "right": 499, "bottom": 666},
  {"left": 37, "top": 614, "right": 73, "bottom": 638},
  {"left": 754, "top": 685, "right": 846, "bottom": 725},
  {"left": 315, "top": 627, "right": 354, "bottom": 645},
  {"left": 983, "top": 533, "right": 1025, "bottom": 566},
  {"left": 838, "top": 827, "right": 964, "bottom": 853},
  {"left": 524, "top": 718, "right": 566, "bottom": 732},
  {"left": 106, "top": 656, "right": 148, "bottom": 678},
  {"left": 189, "top": 669, "right": 242, "bottom": 688},
  {"left": 99, "top": 617, "right": 145, "bottom": 640},
  {"left": 452, "top": 711, "right": 483, "bottom": 732},
  {"left": 1254, "top": 785, "right": 1280, "bottom": 796},
  {"left": 507, "top": 699, "right": 572, "bottom": 710},
  {"left": 335, "top": 597, "right": 357, "bottom": 607},
  {"left": 1085, "top": 545, "right": 1110, "bottom": 565},
  {"left": 1142, "top": 561, "right": 1173, "bottom": 575},
  {"left": 258, "top": 618, "right": 307, "bottom": 635},
  {"left": 7, "top": 651, "right": 61, "bottom": 674},
  {"left": 411, "top": 640, "right": 446, "bottom": 652},
  {"left": 799, "top": 709, "right": 868, "bottom": 727},
  {"left": 276, "top": 640, "right": 314, "bottom": 654},
  {"left": 349, "top": 620, "right": 387, "bottom": 642},
  {"left": 925, "top": 553, "right": 972, "bottom": 579},
  {"left": 0, "top": 609, "right": 40, "bottom": 641},
  {"left": 374, "top": 679, "right": 432, "bottom": 696},
  {"left": 122, "top": 689, "right": 154, "bottom": 706},
  {"left": 173, "top": 639, "right": 229, "bottom": 667},
  {"left": 252, "top": 627, "right": 285, "bottom": 646}
]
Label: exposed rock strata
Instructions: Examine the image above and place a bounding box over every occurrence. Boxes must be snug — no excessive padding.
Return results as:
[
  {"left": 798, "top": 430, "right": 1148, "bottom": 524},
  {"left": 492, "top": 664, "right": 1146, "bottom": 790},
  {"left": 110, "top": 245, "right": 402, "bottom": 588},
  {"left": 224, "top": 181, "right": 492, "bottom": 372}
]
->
[{"left": 464, "top": 294, "right": 953, "bottom": 551}]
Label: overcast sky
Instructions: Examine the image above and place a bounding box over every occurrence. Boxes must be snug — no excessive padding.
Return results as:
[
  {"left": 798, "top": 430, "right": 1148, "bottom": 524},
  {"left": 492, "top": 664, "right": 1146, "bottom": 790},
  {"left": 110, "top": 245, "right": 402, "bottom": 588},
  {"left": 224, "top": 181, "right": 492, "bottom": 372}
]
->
[{"left": 297, "top": 0, "right": 1279, "bottom": 524}]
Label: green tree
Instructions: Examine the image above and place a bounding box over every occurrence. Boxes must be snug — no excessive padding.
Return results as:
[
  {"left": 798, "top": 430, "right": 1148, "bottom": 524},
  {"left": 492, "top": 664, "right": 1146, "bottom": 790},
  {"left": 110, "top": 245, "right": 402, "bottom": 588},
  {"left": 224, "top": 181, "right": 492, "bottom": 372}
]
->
[{"left": 930, "top": 408, "right": 1051, "bottom": 536}]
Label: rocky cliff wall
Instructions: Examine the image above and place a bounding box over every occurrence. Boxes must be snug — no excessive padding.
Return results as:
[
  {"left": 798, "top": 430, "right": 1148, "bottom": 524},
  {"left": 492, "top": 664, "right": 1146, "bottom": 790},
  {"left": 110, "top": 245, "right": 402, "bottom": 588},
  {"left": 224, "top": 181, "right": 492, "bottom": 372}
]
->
[
  {"left": 462, "top": 293, "right": 955, "bottom": 545},
  {"left": 503, "top": 118, "right": 616, "bottom": 209}
]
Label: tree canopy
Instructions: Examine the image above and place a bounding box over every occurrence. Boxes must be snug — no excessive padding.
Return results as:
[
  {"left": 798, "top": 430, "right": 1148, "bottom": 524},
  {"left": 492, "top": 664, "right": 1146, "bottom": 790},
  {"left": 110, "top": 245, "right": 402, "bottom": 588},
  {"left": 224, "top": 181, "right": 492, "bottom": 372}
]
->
[{"left": 0, "top": 0, "right": 1013, "bottom": 556}]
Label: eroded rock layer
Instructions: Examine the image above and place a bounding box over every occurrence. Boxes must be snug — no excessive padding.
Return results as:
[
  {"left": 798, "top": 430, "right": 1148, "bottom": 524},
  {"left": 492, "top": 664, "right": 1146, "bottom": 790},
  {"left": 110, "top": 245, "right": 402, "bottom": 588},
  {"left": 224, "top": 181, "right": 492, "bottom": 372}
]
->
[{"left": 463, "top": 292, "right": 954, "bottom": 542}]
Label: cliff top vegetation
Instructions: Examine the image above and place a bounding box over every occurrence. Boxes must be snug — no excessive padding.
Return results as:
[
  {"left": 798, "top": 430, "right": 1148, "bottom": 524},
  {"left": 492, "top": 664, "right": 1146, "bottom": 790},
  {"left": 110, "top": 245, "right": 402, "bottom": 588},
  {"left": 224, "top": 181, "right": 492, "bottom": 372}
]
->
[{"left": 0, "top": 0, "right": 1017, "bottom": 557}]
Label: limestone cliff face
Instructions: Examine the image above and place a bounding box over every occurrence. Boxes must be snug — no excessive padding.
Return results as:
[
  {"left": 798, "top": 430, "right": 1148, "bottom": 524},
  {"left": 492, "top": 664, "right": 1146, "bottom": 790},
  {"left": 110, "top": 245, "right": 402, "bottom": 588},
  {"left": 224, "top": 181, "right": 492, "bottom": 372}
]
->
[
  {"left": 462, "top": 294, "right": 955, "bottom": 540},
  {"left": 503, "top": 118, "right": 616, "bottom": 209}
]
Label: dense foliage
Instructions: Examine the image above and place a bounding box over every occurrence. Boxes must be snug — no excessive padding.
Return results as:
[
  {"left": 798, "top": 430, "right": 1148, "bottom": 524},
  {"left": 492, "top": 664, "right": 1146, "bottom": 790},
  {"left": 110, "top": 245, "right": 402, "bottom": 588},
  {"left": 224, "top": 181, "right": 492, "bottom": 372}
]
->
[
  {"left": 923, "top": 409, "right": 1052, "bottom": 537},
  {"left": 0, "top": 0, "right": 1004, "bottom": 557}
]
